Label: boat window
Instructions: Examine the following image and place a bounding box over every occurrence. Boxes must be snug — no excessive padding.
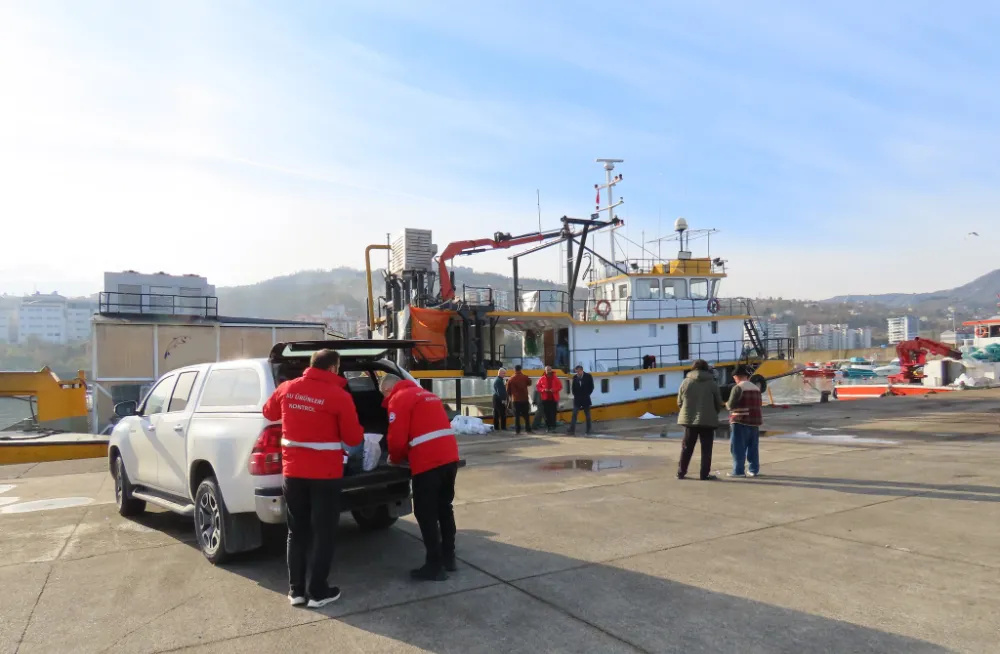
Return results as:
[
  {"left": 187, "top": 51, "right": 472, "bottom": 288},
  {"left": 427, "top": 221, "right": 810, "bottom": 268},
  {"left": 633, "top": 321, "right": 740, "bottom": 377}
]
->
[
  {"left": 633, "top": 377, "right": 641, "bottom": 390},
  {"left": 658, "top": 374, "right": 665, "bottom": 389},
  {"left": 618, "top": 283, "right": 629, "bottom": 299},
  {"left": 711, "top": 321, "right": 719, "bottom": 334},
  {"left": 601, "top": 378, "right": 609, "bottom": 393},
  {"left": 593, "top": 286, "right": 604, "bottom": 301},
  {"left": 662, "top": 279, "right": 685, "bottom": 298},
  {"left": 710, "top": 279, "right": 720, "bottom": 297},
  {"left": 634, "top": 278, "right": 654, "bottom": 300},
  {"left": 649, "top": 279, "right": 660, "bottom": 299},
  {"left": 690, "top": 278, "right": 709, "bottom": 299}
]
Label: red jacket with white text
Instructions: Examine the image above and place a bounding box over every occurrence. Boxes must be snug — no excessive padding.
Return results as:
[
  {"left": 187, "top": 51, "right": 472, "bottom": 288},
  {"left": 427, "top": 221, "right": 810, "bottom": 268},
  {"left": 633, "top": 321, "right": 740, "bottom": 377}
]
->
[
  {"left": 384, "top": 380, "right": 459, "bottom": 476},
  {"left": 262, "top": 368, "right": 363, "bottom": 479}
]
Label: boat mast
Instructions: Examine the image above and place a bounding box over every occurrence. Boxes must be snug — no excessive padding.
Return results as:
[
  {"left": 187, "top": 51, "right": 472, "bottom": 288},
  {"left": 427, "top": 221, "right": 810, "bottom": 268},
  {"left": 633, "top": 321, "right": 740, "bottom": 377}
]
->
[{"left": 596, "top": 158, "right": 623, "bottom": 267}]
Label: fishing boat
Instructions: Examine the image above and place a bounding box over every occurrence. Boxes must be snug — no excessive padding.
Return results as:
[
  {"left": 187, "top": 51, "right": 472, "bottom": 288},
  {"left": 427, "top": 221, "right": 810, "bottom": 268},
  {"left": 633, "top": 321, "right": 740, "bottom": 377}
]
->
[
  {"left": 364, "top": 159, "right": 797, "bottom": 423},
  {"left": 833, "top": 338, "right": 963, "bottom": 401},
  {"left": 802, "top": 362, "right": 838, "bottom": 379}
]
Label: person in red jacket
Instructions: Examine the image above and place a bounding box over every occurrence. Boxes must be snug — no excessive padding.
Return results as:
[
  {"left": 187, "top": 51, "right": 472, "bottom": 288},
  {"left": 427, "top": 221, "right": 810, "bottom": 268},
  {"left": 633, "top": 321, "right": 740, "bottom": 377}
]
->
[
  {"left": 380, "top": 374, "right": 460, "bottom": 581},
  {"left": 536, "top": 365, "right": 563, "bottom": 432},
  {"left": 262, "top": 349, "right": 363, "bottom": 608}
]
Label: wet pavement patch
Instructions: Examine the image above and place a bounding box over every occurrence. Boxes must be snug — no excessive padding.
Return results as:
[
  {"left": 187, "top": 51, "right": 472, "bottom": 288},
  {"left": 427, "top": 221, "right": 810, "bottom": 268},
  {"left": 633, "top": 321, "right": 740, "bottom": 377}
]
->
[
  {"left": 537, "top": 456, "right": 660, "bottom": 473},
  {"left": 0, "top": 497, "right": 94, "bottom": 514},
  {"left": 0, "top": 484, "right": 15, "bottom": 494}
]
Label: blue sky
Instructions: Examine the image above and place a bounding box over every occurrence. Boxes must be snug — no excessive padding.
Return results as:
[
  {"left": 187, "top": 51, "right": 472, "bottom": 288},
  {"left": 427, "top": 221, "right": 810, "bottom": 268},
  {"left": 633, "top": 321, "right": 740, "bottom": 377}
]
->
[{"left": 1, "top": 0, "right": 998, "bottom": 299}]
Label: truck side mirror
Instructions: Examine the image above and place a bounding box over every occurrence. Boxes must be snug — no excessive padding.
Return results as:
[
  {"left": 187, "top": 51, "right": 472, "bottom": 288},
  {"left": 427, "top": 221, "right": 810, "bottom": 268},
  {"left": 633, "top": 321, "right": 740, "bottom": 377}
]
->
[{"left": 114, "top": 400, "right": 137, "bottom": 418}]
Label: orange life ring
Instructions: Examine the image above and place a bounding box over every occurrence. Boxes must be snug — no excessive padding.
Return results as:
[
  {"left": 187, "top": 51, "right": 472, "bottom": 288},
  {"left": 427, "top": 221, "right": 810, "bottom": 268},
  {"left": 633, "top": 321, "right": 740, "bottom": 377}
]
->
[
  {"left": 595, "top": 299, "right": 612, "bottom": 317},
  {"left": 707, "top": 298, "right": 720, "bottom": 314},
  {"left": 976, "top": 326, "right": 989, "bottom": 338}
]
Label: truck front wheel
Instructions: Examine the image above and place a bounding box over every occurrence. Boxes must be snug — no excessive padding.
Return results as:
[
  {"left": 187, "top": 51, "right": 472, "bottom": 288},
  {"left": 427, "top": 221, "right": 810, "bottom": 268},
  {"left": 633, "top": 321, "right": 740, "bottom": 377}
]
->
[{"left": 351, "top": 505, "right": 397, "bottom": 531}]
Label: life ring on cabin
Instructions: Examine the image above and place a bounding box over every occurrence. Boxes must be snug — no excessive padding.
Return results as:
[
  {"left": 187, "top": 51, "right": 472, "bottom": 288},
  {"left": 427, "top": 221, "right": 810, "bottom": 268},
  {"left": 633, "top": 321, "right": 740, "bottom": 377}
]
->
[
  {"left": 595, "top": 299, "right": 612, "bottom": 318},
  {"left": 707, "top": 298, "right": 720, "bottom": 314},
  {"left": 976, "top": 326, "right": 989, "bottom": 338}
]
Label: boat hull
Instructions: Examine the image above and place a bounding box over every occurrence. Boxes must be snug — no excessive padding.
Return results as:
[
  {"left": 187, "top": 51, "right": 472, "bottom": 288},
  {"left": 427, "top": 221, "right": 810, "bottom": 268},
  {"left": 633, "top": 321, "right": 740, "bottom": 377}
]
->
[{"left": 834, "top": 384, "right": 956, "bottom": 401}]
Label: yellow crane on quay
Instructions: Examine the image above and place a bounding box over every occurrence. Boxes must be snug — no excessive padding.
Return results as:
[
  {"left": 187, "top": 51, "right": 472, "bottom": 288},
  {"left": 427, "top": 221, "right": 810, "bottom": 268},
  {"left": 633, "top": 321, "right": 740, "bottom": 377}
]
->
[{"left": 0, "top": 368, "right": 103, "bottom": 464}]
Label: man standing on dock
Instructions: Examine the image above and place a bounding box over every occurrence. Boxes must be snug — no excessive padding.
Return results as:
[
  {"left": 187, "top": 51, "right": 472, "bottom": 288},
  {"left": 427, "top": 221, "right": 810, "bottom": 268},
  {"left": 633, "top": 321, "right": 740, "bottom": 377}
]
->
[
  {"left": 536, "top": 365, "right": 563, "bottom": 433},
  {"left": 567, "top": 365, "right": 594, "bottom": 435},
  {"left": 492, "top": 368, "right": 509, "bottom": 431},
  {"left": 726, "top": 366, "right": 763, "bottom": 478},
  {"left": 676, "top": 359, "right": 722, "bottom": 480},
  {"left": 263, "top": 349, "right": 363, "bottom": 609},
  {"left": 506, "top": 365, "right": 533, "bottom": 434}
]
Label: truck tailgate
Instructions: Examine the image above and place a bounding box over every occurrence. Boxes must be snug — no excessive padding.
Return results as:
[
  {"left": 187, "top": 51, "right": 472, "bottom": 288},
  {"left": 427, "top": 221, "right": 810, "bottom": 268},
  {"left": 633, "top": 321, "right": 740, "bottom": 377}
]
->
[{"left": 341, "top": 458, "right": 467, "bottom": 491}]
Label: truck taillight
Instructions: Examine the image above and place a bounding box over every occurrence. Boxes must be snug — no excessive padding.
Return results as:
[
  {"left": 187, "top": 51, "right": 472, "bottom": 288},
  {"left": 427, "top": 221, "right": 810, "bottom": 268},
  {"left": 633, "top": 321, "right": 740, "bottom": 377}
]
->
[{"left": 249, "top": 424, "right": 282, "bottom": 475}]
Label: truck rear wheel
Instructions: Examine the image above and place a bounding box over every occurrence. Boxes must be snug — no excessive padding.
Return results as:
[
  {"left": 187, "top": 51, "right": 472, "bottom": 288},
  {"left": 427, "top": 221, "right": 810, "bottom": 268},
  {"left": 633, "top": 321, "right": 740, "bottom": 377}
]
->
[
  {"left": 195, "top": 477, "right": 232, "bottom": 564},
  {"left": 351, "top": 505, "right": 397, "bottom": 531}
]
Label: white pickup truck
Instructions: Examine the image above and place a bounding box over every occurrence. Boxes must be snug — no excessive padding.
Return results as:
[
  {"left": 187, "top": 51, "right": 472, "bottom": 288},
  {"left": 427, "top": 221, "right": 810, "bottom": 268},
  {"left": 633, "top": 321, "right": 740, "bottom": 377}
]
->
[{"left": 108, "top": 340, "right": 428, "bottom": 563}]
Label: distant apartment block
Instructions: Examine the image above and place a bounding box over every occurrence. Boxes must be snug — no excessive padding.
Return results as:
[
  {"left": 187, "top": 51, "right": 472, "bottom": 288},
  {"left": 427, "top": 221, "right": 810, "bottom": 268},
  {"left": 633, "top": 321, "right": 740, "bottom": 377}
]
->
[
  {"left": 887, "top": 315, "right": 919, "bottom": 344},
  {"left": 0, "top": 303, "right": 14, "bottom": 343},
  {"left": 761, "top": 322, "right": 789, "bottom": 341},
  {"left": 102, "top": 271, "right": 216, "bottom": 317},
  {"left": 797, "top": 323, "right": 870, "bottom": 351},
  {"left": 13, "top": 293, "right": 98, "bottom": 345},
  {"left": 297, "top": 304, "right": 363, "bottom": 338}
]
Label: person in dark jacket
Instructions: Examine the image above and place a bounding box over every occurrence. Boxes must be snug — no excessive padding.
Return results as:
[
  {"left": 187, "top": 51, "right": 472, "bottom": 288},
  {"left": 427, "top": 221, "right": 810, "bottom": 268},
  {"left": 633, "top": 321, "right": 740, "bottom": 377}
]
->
[
  {"left": 726, "top": 366, "right": 763, "bottom": 478},
  {"left": 492, "top": 368, "right": 508, "bottom": 431},
  {"left": 505, "top": 365, "right": 533, "bottom": 434},
  {"left": 567, "top": 365, "right": 594, "bottom": 435},
  {"left": 262, "top": 349, "right": 364, "bottom": 608},
  {"left": 675, "top": 359, "right": 723, "bottom": 481}
]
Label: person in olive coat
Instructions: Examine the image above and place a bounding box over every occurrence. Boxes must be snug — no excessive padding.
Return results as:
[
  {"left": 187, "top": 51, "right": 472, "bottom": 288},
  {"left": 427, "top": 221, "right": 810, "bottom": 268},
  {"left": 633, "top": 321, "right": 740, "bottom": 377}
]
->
[{"left": 675, "top": 359, "right": 723, "bottom": 480}]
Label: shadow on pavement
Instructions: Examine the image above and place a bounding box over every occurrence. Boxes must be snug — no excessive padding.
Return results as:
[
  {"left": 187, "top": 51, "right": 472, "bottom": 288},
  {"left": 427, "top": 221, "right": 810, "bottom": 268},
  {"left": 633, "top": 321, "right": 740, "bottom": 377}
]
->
[
  {"left": 753, "top": 475, "right": 1000, "bottom": 503},
  {"left": 209, "top": 523, "right": 952, "bottom": 653}
]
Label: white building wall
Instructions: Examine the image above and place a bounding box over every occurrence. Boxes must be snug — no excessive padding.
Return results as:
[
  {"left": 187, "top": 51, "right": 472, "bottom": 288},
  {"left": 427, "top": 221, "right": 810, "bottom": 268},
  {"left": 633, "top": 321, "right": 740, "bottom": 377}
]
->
[
  {"left": 887, "top": 316, "right": 919, "bottom": 344},
  {"left": 0, "top": 307, "right": 12, "bottom": 343},
  {"left": 65, "top": 301, "right": 97, "bottom": 342},
  {"left": 18, "top": 295, "right": 68, "bottom": 344},
  {"left": 103, "top": 271, "right": 215, "bottom": 316}
]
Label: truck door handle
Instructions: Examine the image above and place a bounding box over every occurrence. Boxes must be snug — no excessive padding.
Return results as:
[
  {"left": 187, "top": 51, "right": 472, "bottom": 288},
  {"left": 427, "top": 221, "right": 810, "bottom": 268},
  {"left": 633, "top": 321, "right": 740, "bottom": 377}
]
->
[{"left": 173, "top": 424, "right": 184, "bottom": 432}]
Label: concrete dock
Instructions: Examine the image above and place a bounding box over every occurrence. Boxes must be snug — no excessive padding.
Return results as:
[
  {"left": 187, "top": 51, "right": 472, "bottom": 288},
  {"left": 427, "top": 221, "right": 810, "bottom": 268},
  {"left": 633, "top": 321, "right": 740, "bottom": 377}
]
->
[{"left": 2, "top": 390, "right": 999, "bottom": 653}]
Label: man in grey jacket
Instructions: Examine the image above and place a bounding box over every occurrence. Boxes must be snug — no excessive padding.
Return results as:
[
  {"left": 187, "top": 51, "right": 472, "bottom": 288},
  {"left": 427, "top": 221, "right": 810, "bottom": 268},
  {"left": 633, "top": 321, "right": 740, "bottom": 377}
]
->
[
  {"left": 675, "top": 359, "right": 723, "bottom": 480},
  {"left": 492, "top": 368, "right": 508, "bottom": 431}
]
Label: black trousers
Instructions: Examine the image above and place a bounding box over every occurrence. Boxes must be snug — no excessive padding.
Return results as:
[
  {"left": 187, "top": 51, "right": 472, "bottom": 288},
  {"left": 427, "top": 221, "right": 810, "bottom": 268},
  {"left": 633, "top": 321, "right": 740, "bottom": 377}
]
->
[
  {"left": 283, "top": 476, "right": 341, "bottom": 598},
  {"left": 678, "top": 426, "right": 715, "bottom": 479},
  {"left": 411, "top": 461, "right": 459, "bottom": 567},
  {"left": 568, "top": 404, "right": 592, "bottom": 433},
  {"left": 513, "top": 401, "right": 532, "bottom": 433},
  {"left": 492, "top": 397, "right": 508, "bottom": 431},
  {"left": 542, "top": 399, "right": 558, "bottom": 430}
]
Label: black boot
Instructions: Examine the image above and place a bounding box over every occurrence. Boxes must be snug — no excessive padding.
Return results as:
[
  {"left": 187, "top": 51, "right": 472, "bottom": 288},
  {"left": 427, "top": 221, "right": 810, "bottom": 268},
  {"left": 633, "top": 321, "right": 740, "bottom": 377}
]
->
[
  {"left": 443, "top": 552, "right": 458, "bottom": 572},
  {"left": 410, "top": 563, "right": 448, "bottom": 581}
]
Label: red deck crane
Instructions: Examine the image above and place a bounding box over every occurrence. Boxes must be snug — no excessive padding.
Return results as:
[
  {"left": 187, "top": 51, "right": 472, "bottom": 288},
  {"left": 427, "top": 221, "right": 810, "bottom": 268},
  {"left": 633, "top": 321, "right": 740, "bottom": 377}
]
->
[
  {"left": 887, "top": 337, "right": 962, "bottom": 385},
  {"left": 437, "top": 229, "right": 566, "bottom": 302}
]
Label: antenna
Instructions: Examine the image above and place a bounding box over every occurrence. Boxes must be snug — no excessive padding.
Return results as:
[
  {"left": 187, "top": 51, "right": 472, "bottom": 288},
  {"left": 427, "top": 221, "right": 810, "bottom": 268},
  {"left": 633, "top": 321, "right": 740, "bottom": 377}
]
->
[
  {"left": 536, "top": 189, "right": 542, "bottom": 232},
  {"left": 596, "top": 158, "right": 624, "bottom": 266}
]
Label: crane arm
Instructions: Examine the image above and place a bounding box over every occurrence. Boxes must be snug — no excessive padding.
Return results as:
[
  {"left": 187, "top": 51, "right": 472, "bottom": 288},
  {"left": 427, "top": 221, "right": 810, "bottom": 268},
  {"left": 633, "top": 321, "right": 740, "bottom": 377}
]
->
[
  {"left": 895, "top": 337, "right": 962, "bottom": 366},
  {"left": 438, "top": 229, "right": 565, "bottom": 301}
]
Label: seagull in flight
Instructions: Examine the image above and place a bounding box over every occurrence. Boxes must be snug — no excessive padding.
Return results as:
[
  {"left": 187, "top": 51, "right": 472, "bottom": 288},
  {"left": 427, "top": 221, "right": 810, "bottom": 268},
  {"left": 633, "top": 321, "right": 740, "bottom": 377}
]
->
[{"left": 966, "top": 232, "right": 979, "bottom": 238}]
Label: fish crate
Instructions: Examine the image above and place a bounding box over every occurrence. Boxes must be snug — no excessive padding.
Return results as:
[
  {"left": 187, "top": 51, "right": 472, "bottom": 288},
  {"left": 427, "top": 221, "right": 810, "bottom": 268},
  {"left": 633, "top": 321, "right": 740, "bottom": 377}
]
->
[{"left": 390, "top": 229, "right": 435, "bottom": 274}]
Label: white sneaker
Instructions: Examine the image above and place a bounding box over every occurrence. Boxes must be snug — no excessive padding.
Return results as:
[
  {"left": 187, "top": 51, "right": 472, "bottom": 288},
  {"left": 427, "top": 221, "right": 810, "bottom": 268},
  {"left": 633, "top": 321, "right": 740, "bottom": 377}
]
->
[
  {"left": 307, "top": 587, "right": 342, "bottom": 608},
  {"left": 747, "top": 471, "right": 758, "bottom": 478},
  {"left": 288, "top": 594, "right": 307, "bottom": 606}
]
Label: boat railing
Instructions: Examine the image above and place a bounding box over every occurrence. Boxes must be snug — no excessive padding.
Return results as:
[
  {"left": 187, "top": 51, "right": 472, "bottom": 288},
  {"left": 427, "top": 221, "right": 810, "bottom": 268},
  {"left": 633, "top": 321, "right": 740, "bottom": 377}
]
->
[
  {"left": 494, "top": 294, "right": 751, "bottom": 321},
  {"left": 98, "top": 291, "right": 219, "bottom": 318},
  {"left": 499, "top": 337, "right": 795, "bottom": 373}
]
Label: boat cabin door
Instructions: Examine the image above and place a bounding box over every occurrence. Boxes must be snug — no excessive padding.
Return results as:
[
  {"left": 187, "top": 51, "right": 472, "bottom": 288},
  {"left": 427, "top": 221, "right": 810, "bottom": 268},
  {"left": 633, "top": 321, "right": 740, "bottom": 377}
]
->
[{"left": 678, "top": 324, "right": 690, "bottom": 361}]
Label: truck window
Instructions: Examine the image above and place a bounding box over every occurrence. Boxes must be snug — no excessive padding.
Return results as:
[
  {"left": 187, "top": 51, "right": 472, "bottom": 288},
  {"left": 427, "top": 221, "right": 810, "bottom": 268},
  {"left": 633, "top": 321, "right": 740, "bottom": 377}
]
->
[
  {"left": 141, "top": 376, "right": 175, "bottom": 416},
  {"left": 168, "top": 371, "right": 199, "bottom": 412},
  {"left": 199, "top": 368, "right": 262, "bottom": 407}
]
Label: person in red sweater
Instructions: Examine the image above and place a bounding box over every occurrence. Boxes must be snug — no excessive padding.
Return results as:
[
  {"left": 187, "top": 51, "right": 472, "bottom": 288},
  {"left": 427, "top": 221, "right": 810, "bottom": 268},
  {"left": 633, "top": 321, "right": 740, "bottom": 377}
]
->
[
  {"left": 380, "top": 374, "right": 460, "bottom": 581},
  {"left": 536, "top": 365, "right": 563, "bottom": 432},
  {"left": 262, "top": 349, "right": 363, "bottom": 608}
]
